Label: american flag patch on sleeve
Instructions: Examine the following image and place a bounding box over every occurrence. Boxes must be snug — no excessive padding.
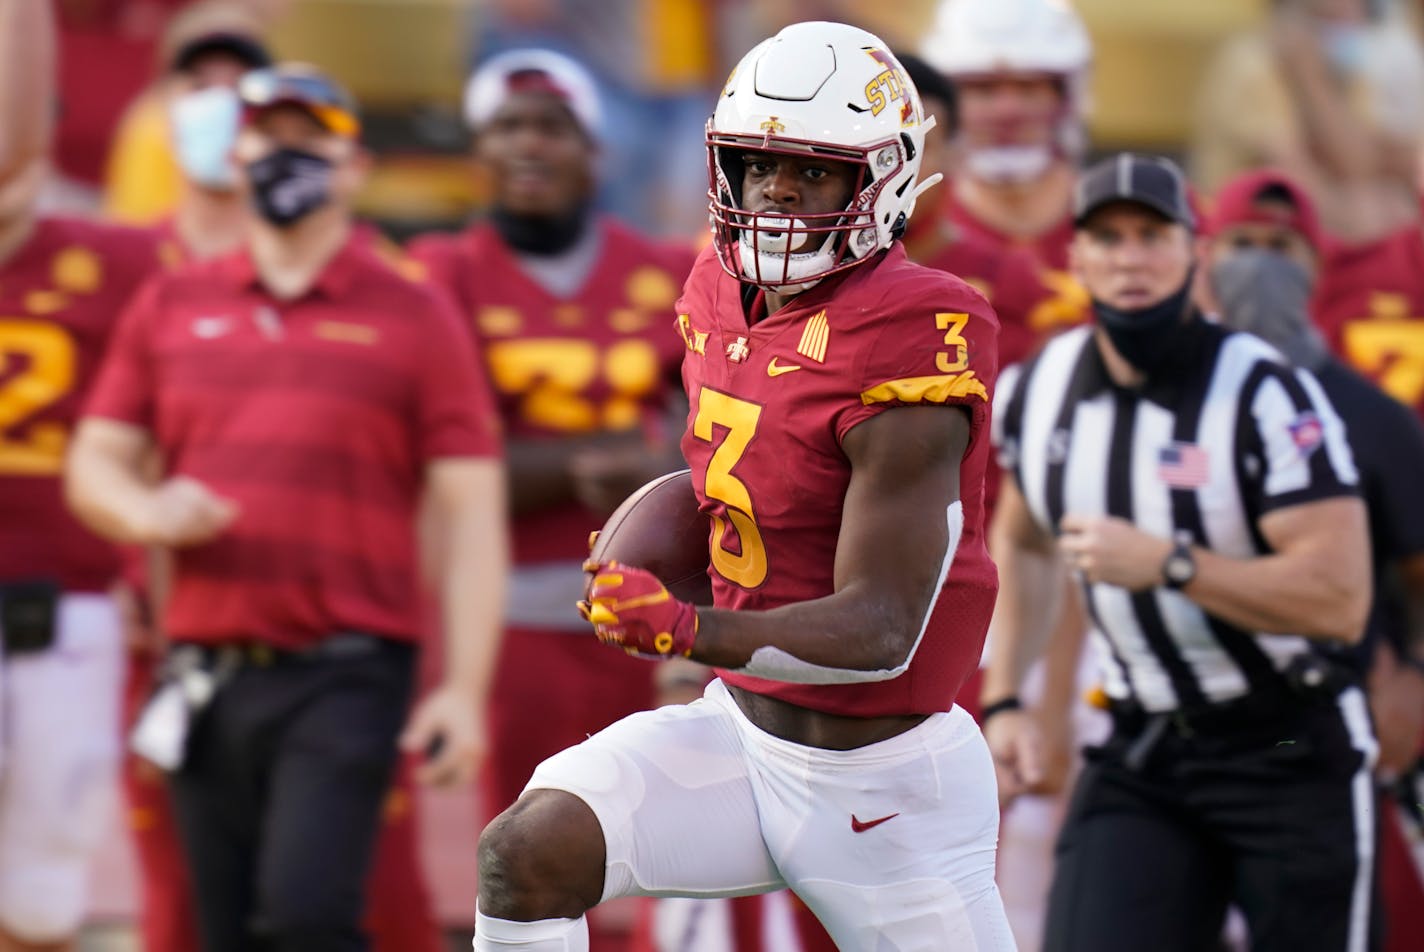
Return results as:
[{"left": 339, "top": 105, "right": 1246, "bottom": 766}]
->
[{"left": 1158, "top": 442, "right": 1209, "bottom": 488}]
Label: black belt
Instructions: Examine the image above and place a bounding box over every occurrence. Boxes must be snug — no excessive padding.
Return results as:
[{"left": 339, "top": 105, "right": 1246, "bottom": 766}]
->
[{"left": 181, "top": 632, "right": 391, "bottom": 670}]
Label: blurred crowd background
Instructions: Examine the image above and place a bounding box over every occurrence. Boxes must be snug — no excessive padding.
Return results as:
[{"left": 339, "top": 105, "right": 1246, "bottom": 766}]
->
[
  {"left": 41, "top": 0, "right": 1424, "bottom": 947},
  {"left": 51, "top": 0, "right": 1424, "bottom": 243}
]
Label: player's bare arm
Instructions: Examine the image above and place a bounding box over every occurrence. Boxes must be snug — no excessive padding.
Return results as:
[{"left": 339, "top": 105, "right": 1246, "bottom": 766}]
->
[
  {"left": 691, "top": 404, "right": 968, "bottom": 676},
  {"left": 402, "top": 457, "right": 510, "bottom": 786},
  {"left": 67, "top": 418, "right": 239, "bottom": 547},
  {"left": 1060, "top": 495, "right": 1370, "bottom": 642}
]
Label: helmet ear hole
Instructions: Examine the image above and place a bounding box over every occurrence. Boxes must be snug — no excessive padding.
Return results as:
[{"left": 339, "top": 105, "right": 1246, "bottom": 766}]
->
[{"left": 890, "top": 212, "right": 907, "bottom": 240}]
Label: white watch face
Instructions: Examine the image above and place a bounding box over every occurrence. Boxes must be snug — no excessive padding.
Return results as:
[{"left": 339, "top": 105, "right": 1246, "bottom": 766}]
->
[{"left": 1167, "top": 554, "right": 1193, "bottom": 583}]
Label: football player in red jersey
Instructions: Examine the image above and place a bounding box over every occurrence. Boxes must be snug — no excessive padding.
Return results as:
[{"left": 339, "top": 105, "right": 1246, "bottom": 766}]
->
[
  {"left": 0, "top": 4, "right": 162, "bottom": 950},
  {"left": 919, "top": 0, "right": 1092, "bottom": 309},
  {"left": 408, "top": 49, "right": 693, "bottom": 820},
  {"left": 471, "top": 24, "right": 1014, "bottom": 951},
  {"left": 117, "top": 27, "right": 447, "bottom": 952},
  {"left": 1313, "top": 228, "right": 1424, "bottom": 421}
]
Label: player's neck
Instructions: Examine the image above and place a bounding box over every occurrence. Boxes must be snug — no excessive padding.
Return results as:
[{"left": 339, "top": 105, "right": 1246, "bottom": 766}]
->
[
  {"left": 955, "top": 163, "right": 1075, "bottom": 241},
  {"left": 175, "top": 188, "right": 247, "bottom": 261},
  {"left": 0, "top": 210, "right": 36, "bottom": 268},
  {"left": 248, "top": 209, "right": 351, "bottom": 300}
]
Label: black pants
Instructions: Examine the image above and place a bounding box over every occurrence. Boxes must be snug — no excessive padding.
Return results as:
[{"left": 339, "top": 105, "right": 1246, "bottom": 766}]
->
[
  {"left": 168, "top": 639, "right": 416, "bottom": 952},
  {"left": 1043, "top": 688, "right": 1377, "bottom": 952}
]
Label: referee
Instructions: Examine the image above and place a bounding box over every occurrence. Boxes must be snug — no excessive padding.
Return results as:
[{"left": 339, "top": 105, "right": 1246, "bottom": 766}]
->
[{"left": 985, "top": 153, "right": 1378, "bottom": 952}]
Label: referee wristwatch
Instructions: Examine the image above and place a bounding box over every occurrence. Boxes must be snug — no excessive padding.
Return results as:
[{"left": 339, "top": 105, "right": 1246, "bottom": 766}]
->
[{"left": 1161, "top": 533, "right": 1197, "bottom": 590}]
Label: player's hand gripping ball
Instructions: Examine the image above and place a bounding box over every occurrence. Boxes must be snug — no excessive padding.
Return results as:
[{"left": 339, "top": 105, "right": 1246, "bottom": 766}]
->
[{"left": 579, "top": 562, "right": 698, "bottom": 659}]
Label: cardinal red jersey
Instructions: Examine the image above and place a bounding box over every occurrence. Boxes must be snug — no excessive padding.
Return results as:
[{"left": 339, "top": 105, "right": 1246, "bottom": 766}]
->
[
  {"left": 409, "top": 218, "right": 695, "bottom": 565},
  {"left": 1314, "top": 227, "right": 1424, "bottom": 417},
  {"left": 939, "top": 186, "right": 1089, "bottom": 342},
  {"left": 84, "top": 233, "right": 501, "bottom": 646},
  {"left": 0, "top": 217, "right": 159, "bottom": 591},
  {"left": 677, "top": 244, "right": 1000, "bottom": 718}
]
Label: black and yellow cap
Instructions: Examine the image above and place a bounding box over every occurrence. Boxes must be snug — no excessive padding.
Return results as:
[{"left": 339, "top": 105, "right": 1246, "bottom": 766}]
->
[{"left": 238, "top": 63, "right": 360, "bottom": 139}]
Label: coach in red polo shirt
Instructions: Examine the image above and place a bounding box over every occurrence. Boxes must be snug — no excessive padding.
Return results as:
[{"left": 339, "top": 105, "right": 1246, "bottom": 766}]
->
[{"left": 66, "top": 65, "right": 507, "bottom": 952}]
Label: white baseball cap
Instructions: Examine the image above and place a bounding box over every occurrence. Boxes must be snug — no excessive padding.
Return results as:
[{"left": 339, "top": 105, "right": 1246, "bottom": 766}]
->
[{"left": 463, "top": 49, "right": 602, "bottom": 138}]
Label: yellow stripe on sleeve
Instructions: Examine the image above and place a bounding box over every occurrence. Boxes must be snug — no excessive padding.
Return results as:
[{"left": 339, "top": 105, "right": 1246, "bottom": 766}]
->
[{"left": 860, "top": 371, "right": 988, "bottom": 406}]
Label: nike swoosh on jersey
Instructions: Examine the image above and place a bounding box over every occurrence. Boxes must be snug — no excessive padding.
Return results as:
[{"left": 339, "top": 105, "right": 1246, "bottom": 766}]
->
[
  {"left": 767, "top": 357, "right": 802, "bottom": 377},
  {"left": 850, "top": 813, "right": 900, "bottom": 833}
]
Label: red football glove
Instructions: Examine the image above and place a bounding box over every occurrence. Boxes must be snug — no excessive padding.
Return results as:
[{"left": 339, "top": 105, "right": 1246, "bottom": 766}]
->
[{"left": 577, "top": 561, "right": 698, "bottom": 658}]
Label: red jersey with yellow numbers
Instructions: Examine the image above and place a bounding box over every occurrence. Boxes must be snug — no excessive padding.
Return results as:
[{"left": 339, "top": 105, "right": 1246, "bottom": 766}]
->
[
  {"left": 0, "top": 217, "right": 159, "bottom": 591},
  {"left": 410, "top": 218, "right": 695, "bottom": 565},
  {"left": 1313, "top": 227, "right": 1424, "bottom": 418},
  {"left": 84, "top": 233, "right": 501, "bottom": 646},
  {"left": 938, "top": 186, "right": 1089, "bottom": 345},
  {"left": 677, "top": 244, "right": 1000, "bottom": 718}
]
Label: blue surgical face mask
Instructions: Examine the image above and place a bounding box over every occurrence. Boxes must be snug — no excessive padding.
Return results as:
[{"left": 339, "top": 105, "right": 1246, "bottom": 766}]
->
[
  {"left": 1320, "top": 21, "right": 1369, "bottom": 75},
  {"left": 170, "top": 86, "right": 240, "bottom": 190}
]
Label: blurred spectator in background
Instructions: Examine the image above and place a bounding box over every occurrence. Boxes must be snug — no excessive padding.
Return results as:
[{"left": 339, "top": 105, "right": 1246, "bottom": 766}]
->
[
  {"left": 1201, "top": 167, "right": 1424, "bottom": 952},
  {"left": 50, "top": 0, "right": 291, "bottom": 214},
  {"left": 472, "top": 0, "right": 722, "bottom": 236},
  {"left": 104, "top": 1, "right": 272, "bottom": 225},
  {"left": 68, "top": 63, "right": 507, "bottom": 952},
  {"left": 113, "top": 28, "right": 447, "bottom": 952},
  {"left": 407, "top": 48, "right": 692, "bottom": 950},
  {"left": 1193, "top": 0, "right": 1424, "bottom": 244}
]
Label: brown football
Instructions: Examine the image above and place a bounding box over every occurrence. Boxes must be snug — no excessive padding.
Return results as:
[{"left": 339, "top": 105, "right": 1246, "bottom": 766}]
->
[{"left": 588, "top": 469, "right": 713, "bottom": 605}]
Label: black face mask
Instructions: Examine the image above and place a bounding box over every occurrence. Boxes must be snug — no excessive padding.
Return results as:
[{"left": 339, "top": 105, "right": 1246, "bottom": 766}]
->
[
  {"left": 1092, "top": 269, "right": 1195, "bottom": 376},
  {"left": 491, "top": 204, "right": 590, "bottom": 256},
  {"left": 246, "top": 148, "right": 333, "bottom": 228}
]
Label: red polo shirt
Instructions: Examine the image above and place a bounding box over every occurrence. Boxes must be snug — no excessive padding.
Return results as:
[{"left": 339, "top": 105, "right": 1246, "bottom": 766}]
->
[{"left": 85, "top": 232, "right": 501, "bottom": 647}]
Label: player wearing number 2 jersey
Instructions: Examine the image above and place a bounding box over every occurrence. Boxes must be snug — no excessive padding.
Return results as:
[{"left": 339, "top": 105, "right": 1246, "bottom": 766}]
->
[
  {"left": 473, "top": 23, "right": 1013, "bottom": 951},
  {"left": 0, "top": 3, "right": 161, "bottom": 947}
]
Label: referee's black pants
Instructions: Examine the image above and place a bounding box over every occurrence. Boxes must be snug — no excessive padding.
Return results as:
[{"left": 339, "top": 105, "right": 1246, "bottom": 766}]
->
[
  {"left": 1043, "top": 687, "right": 1378, "bottom": 952},
  {"left": 168, "top": 637, "right": 416, "bottom": 952}
]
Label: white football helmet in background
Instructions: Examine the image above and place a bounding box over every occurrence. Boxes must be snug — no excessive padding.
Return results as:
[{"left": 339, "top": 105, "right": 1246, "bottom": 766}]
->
[
  {"left": 707, "top": 21, "right": 941, "bottom": 293},
  {"left": 920, "top": 0, "right": 1092, "bottom": 183}
]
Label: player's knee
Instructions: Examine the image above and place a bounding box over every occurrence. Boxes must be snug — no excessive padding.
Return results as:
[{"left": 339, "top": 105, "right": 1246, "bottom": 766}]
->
[
  {"left": 478, "top": 789, "right": 605, "bottom": 921},
  {"left": 0, "top": 865, "right": 88, "bottom": 943}
]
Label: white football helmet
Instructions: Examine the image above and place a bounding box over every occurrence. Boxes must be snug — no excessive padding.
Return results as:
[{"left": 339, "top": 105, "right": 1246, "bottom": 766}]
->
[
  {"left": 707, "top": 21, "right": 941, "bottom": 293},
  {"left": 920, "top": 0, "right": 1092, "bottom": 183}
]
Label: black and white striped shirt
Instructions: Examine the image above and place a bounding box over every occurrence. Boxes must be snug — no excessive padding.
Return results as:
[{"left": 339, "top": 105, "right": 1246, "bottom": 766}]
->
[{"left": 994, "top": 320, "right": 1360, "bottom": 712}]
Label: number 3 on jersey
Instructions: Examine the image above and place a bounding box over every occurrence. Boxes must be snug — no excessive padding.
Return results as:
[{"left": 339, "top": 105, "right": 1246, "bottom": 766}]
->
[{"left": 693, "top": 388, "right": 768, "bottom": 589}]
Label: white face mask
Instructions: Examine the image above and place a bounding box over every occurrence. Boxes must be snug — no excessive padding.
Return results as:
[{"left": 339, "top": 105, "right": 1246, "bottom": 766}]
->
[
  {"left": 169, "top": 86, "right": 241, "bottom": 190},
  {"left": 962, "top": 144, "right": 1055, "bottom": 185}
]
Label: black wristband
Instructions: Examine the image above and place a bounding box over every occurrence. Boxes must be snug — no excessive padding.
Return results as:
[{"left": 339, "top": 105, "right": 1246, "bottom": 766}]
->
[{"left": 980, "top": 696, "right": 1023, "bottom": 724}]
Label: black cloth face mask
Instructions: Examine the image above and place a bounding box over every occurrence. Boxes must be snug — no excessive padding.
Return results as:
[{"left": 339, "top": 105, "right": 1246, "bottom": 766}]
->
[
  {"left": 246, "top": 147, "right": 334, "bottom": 228},
  {"left": 491, "top": 204, "right": 590, "bottom": 256},
  {"left": 1091, "top": 268, "right": 1195, "bottom": 376}
]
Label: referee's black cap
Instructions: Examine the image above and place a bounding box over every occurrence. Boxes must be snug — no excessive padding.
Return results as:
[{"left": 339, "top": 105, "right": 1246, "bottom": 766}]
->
[{"left": 1074, "top": 153, "right": 1196, "bottom": 231}]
